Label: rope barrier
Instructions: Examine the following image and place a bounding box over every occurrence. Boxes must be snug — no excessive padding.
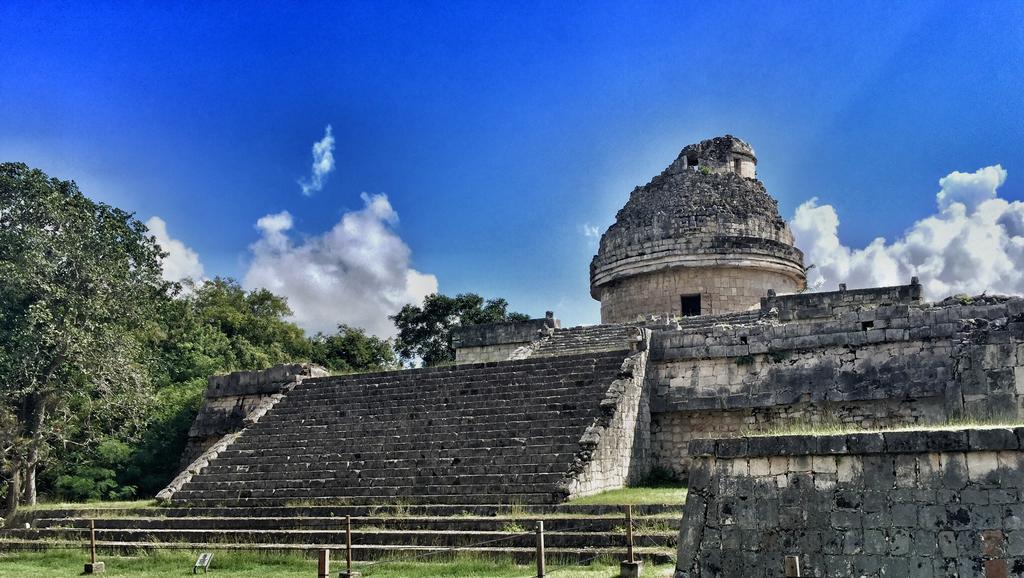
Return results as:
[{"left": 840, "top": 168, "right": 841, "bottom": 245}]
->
[
  {"left": 7, "top": 509, "right": 676, "bottom": 576},
  {"left": 353, "top": 530, "right": 533, "bottom": 568}
]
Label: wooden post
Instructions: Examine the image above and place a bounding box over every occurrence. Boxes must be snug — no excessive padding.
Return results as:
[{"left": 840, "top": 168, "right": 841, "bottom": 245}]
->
[
  {"left": 626, "top": 505, "right": 635, "bottom": 563},
  {"left": 90, "top": 519, "right": 97, "bottom": 565},
  {"left": 346, "top": 515, "right": 353, "bottom": 572},
  {"left": 317, "top": 549, "right": 330, "bottom": 578},
  {"left": 338, "top": 515, "right": 360, "bottom": 577},
  {"left": 84, "top": 519, "right": 105, "bottom": 573},
  {"left": 619, "top": 506, "right": 643, "bottom": 577},
  {"left": 536, "top": 520, "right": 546, "bottom": 578}
]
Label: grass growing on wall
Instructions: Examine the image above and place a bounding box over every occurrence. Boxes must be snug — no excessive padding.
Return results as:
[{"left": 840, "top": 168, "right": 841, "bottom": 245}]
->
[
  {"left": 567, "top": 486, "right": 687, "bottom": 506},
  {"left": 0, "top": 550, "right": 677, "bottom": 577},
  {"left": 745, "top": 414, "right": 1024, "bottom": 438}
]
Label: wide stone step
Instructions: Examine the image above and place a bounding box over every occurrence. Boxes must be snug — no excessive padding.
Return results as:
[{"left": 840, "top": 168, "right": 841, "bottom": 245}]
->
[
  {"left": 3, "top": 527, "right": 676, "bottom": 549},
  {"left": 229, "top": 423, "right": 589, "bottom": 443},
  {"left": 198, "top": 461, "right": 573, "bottom": 478},
  {"left": 207, "top": 455, "right": 577, "bottom": 473},
  {"left": 241, "top": 413, "right": 596, "bottom": 436},
  {"left": 308, "top": 372, "right": 615, "bottom": 394},
  {"left": 247, "top": 419, "right": 595, "bottom": 441},
  {"left": 302, "top": 354, "right": 626, "bottom": 391},
  {"left": 271, "top": 396, "right": 607, "bottom": 419},
  {"left": 0, "top": 539, "right": 675, "bottom": 565},
  {"left": 267, "top": 391, "right": 611, "bottom": 417},
  {"left": 260, "top": 406, "right": 604, "bottom": 427},
  {"left": 34, "top": 515, "right": 678, "bottom": 533},
  {"left": 200, "top": 458, "right": 576, "bottom": 478},
  {"left": 22, "top": 503, "right": 683, "bottom": 518},
  {"left": 168, "top": 491, "right": 562, "bottom": 505},
  {"left": 214, "top": 441, "right": 581, "bottom": 462},
  {"left": 222, "top": 440, "right": 579, "bottom": 456},
  {"left": 170, "top": 481, "right": 565, "bottom": 500},
  {"left": 225, "top": 431, "right": 584, "bottom": 452},
  {"left": 295, "top": 365, "right": 616, "bottom": 389},
  {"left": 185, "top": 472, "right": 568, "bottom": 488}
]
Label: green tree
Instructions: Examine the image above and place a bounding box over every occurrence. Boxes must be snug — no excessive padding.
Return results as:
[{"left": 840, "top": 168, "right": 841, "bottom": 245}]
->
[
  {"left": 125, "top": 278, "right": 311, "bottom": 496},
  {"left": 148, "top": 278, "right": 309, "bottom": 385},
  {"left": 390, "top": 293, "right": 529, "bottom": 367},
  {"left": 309, "top": 325, "right": 398, "bottom": 373},
  {"left": 0, "top": 163, "right": 167, "bottom": 515}
]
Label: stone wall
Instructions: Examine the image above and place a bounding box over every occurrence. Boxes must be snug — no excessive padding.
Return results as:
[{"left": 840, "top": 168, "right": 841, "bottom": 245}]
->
[
  {"left": 761, "top": 282, "right": 923, "bottom": 323},
  {"left": 675, "top": 428, "right": 1024, "bottom": 577},
  {"left": 598, "top": 265, "right": 803, "bottom": 324},
  {"left": 454, "top": 342, "right": 526, "bottom": 365},
  {"left": 652, "top": 397, "right": 945, "bottom": 479},
  {"left": 647, "top": 287, "right": 1024, "bottom": 476},
  {"left": 180, "top": 363, "right": 327, "bottom": 466},
  {"left": 452, "top": 314, "right": 558, "bottom": 364},
  {"left": 564, "top": 333, "right": 652, "bottom": 497}
]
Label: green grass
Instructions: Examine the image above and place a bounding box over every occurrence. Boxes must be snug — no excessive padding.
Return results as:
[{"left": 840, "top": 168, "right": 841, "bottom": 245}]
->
[
  {"left": 20, "top": 499, "right": 158, "bottom": 512},
  {"left": 0, "top": 550, "right": 676, "bottom": 577},
  {"left": 567, "top": 486, "right": 687, "bottom": 506},
  {"left": 746, "top": 414, "right": 1024, "bottom": 438}
]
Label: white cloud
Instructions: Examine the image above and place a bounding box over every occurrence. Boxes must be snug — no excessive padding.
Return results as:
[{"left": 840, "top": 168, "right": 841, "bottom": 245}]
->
[
  {"left": 255, "top": 211, "right": 293, "bottom": 250},
  {"left": 299, "top": 125, "right": 336, "bottom": 196},
  {"left": 580, "top": 223, "right": 601, "bottom": 238},
  {"left": 791, "top": 165, "right": 1024, "bottom": 301},
  {"left": 145, "top": 216, "right": 205, "bottom": 282},
  {"left": 936, "top": 165, "right": 1006, "bottom": 212},
  {"left": 243, "top": 193, "right": 438, "bottom": 336}
]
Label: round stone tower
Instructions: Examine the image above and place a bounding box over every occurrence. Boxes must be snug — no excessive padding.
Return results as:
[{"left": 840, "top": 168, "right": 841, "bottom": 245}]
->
[{"left": 590, "top": 135, "right": 806, "bottom": 323}]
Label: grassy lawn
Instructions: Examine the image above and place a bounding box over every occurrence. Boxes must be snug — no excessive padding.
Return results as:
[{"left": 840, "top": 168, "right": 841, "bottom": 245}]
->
[
  {"left": 0, "top": 550, "right": 676, "bottom": 577},
  {"left": 567, "top": 486, "right": 687, "bottom": 506},
  {"left": 20, "top": 499, "right": 158, "bottom": 512}
]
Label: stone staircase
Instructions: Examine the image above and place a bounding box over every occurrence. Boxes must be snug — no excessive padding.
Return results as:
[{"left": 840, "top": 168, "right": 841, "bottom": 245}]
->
[
  {"left": 530, "top": 325, "right": 641, "bottom": 358},
  {"left": 672, "top": 310, "right": 762, "bottom": 331},
  {"left": 163, "top": 350, "right": 635, "bottom": 506},
  {"left": 1, "top": 504, "right": 679, "bottom": 564}
]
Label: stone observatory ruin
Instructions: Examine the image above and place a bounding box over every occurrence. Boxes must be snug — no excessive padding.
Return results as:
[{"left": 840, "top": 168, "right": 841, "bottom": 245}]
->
[
  {"left": 590, "top": 135, "right": 806, "bottom": 323},
  {"left": 163, "top": 135, "right": 1024, "bottom": 575}
]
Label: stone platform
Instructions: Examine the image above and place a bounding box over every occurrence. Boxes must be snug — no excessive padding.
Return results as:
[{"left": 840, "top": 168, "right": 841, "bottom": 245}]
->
[{"left": 161, "top": 347, "right": 652, "bottom": 506}]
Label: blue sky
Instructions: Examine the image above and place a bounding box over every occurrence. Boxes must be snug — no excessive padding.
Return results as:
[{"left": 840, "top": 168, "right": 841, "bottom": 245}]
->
[{"left": 3, "top": 1, "right": 1024, "bottom": 334}]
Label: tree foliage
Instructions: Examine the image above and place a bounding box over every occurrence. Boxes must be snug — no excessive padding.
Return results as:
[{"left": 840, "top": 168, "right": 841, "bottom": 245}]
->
[
  {"left": 0, "top": 162, "right": 167, "bottom": 514},
  {"left": 123, "top": 278, "right": 312, "bottom": 496},
  {"left": 390, "top": 293, "right": 529, "bottom": 366},
  {"left": 309, "top": 325, "right": 398, "bottom": 373}
]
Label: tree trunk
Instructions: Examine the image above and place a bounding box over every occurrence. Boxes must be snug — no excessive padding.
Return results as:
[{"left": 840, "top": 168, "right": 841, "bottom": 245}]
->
[
  {"left": 22, "top": 392, "right": 49, "bottom": 507},
  {"left": 22, "top": 459, "right": 36, "bottom": 505},
  {"left": 4, "top": 463, "right": 21, "bottom": 519}
]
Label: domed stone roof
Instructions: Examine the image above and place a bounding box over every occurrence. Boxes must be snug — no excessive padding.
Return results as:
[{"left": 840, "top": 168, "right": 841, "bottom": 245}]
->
[{"left": 590, "top": 135, "right": 805, "bottom": 301}]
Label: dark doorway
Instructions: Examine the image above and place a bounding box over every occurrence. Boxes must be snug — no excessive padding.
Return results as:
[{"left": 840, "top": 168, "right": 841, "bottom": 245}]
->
[{"left": 680, "top": 294, "right": 701, "bottom": 317}]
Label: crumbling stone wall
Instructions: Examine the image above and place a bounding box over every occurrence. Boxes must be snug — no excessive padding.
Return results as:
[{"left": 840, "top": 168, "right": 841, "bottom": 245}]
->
[
  {"left": 590, "top": 136, "right": 805, "bottom": 324},
  {"left": 675, "top": 428, "right": 1024, "bottom": 577},
  {"left": 564, "top": 334, "right": 652, "bottom": 497},
  {"left": 952, "top": 308, "right": 1024, "bottom": 419},
  {"left": 647, "top": 286, "right": 1024, "bottom": 477},
  {"left": 180, "top": 363, "right": 327, "bottom": 466},
  {"left": 451, "top": 314, "right": 558, "bottom": 364},
  {"left": 652, "top": 398, "right": 944, "bottom": 479}
]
